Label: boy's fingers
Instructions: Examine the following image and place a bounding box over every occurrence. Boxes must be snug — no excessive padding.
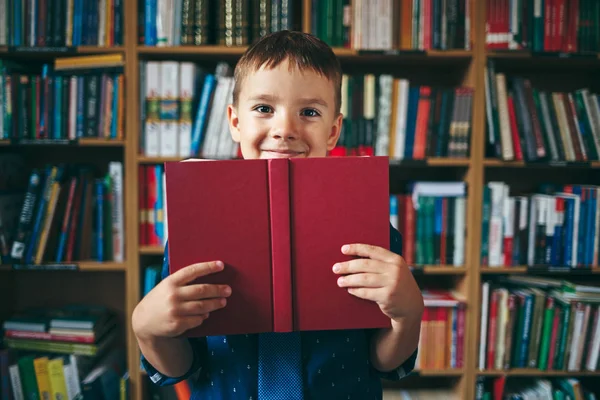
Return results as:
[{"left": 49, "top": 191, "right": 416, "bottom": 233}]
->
[
  {"left": 332, "top": 259, "right": 382, "bottom": 275},
  {"left": 170, "top": 261, "right": 225, "bottom": 285},
  {"left": 336, "top": 273, "right": 384, "bottom": 288},
  {"left": 347, "top": 287, "right": 383, "bottom": 302},
  {"left": 341, "top": 244, "right": 398, "bottom": 263},
  {"left": 178, "top": 284, "right": 231, "bottom": 301},
  {"left": 177, "top": 298, "right": 227, "bottom": 315}
]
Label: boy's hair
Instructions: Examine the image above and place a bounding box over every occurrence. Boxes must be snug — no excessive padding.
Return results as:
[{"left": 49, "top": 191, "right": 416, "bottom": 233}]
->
[{"left": 233, "top": 30, "right": 342, "bottom": 113}]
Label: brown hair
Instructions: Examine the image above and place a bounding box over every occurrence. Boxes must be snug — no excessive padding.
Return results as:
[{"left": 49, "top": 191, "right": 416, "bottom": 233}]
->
[{"left": 232, "top": 30, "right": 342, "bottom": 113}]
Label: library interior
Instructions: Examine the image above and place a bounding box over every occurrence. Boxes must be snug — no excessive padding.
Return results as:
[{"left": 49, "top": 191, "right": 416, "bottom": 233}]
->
[{"left": 1, "top": 0, "right": 600, "bottom": 399}]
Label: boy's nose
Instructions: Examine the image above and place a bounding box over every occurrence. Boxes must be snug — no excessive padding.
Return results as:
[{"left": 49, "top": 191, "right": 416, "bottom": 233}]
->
[{"left": 271, "top": 114, "right": 298, "bottom": 141}]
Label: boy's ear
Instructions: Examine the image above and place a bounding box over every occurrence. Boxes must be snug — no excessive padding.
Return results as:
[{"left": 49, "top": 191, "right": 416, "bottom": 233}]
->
[
  {"left": 326, "top": 112, "right": 344, "bottom": 151},
  {"left": 227, "top": 104, "right": 241, "bottom": 143}
]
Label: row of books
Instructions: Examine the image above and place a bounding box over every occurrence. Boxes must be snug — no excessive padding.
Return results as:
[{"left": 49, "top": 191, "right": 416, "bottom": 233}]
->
[
  {"left": 370, "top": 77, "right": 473, "bottom": 160},
  {"left": 475, "top": 376, "right": 597, "bottom": 400},
  {"left": 0, "top": 55, "right": 126, "bottom": 142},
  {"left": 390, "top": 182, "right": 466, "bottom": 267},
  {"left": 314, "top": 0, "right": 471, "bottom": 51},
  {"left": 139, "top": 60, "right": 472, "bottom": 160},
  {"left": 481, "top": 182, "right": 599, "bottom": 269},
  {"left": 479, "top": 275, "right": 600, "bottom": 373},
  {"left": 486, "top": 0, "right": 600, "bottom": 53},
  {"left": 485, "top": 60, "right": 600, "bottom": 162},
  {"left": 139, "top": 0, "right": 295, "bottom": 47},
  {"left": 0, "top": 161, "right": 124, "bottom": 266},
  {"left": 415, "top": 290, "right": 465, "bottom": 370},
  {"left": 1, "top": 305, "right": 126, "bottom": 400},
  {"left": 0, "top": 0, "right": 124, "bottom": 48}
]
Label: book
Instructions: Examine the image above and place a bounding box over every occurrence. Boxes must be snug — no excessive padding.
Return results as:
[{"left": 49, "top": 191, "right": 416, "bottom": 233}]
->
[{"left": 164, "top": 156, "right": 392, "bottom": 336}]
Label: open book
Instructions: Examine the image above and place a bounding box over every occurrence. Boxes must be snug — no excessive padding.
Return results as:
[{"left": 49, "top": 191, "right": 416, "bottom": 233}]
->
[{"left": 164, "top": 156, "right": 391, "bottom": 336}]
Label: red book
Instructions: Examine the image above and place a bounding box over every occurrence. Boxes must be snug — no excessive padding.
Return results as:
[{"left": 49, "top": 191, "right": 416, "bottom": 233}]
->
[{"left": 165, "top": 156, "right": 391, "bottom": 337}]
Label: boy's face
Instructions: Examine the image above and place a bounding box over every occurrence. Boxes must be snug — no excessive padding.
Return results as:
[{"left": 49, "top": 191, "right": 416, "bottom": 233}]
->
[{"left": 227, "top": 58, "right": 343, "bottom": 160}]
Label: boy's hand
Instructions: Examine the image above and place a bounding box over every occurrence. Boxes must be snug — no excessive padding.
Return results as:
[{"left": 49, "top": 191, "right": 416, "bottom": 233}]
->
[
  {"left": 332, "top": 244, "right": 423, "bottom": 322},
  {"left": 132, "top": 261, "right": 231, "bottom": 339}
]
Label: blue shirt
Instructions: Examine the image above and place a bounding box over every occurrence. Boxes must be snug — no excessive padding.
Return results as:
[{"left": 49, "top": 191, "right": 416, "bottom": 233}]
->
[{"left": 141, "top": 224, "right": 418, "bottom": 399}]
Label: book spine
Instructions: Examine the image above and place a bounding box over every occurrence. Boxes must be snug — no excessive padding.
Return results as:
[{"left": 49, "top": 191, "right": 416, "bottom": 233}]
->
[{"left": 268, "top": 158, "right": 292, "bottom": 332}]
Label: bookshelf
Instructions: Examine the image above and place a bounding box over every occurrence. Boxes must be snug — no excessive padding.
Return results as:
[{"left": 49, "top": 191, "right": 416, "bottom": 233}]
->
[{"left": 1, "top": 0, "right": 600, "bottom": 399}]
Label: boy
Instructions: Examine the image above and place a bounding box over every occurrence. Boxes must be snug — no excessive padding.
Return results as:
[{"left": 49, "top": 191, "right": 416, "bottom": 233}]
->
[{"left": 132, "top": 31, "right": 424, "bottom": 399}]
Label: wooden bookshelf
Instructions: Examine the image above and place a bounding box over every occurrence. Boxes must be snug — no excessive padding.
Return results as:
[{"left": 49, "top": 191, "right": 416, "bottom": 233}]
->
[
  {"left": 477, "top": 369, "right": 600, "bottom": 377},
  {"left": 3, "top": 1, "right": 600, "bottom": 399},
  {"left": 0, "top": 262, "right": 126, "bottom": 271}
]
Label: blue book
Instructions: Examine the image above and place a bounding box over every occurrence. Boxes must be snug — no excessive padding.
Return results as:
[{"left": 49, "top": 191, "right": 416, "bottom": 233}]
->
[{"left": 190, "top": 74, "right": 216, "bottom": 155}]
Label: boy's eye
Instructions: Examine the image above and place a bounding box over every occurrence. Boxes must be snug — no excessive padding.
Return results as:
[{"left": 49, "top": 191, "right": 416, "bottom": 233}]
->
[
  {"left": 254, "top": 105, "right": 273, "bottom": 114},
  {"left": 301, "top": 108, "right": 320, "bottom": 117}
]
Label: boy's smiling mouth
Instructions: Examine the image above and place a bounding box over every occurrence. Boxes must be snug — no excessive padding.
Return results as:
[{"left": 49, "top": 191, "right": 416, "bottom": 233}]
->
[{"left": 261, "top": 149, "right": 306, "bottom": 158}]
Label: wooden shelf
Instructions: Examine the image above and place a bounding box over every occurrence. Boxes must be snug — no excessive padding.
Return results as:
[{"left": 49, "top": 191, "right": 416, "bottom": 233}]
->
[
  {"left": 484, "top": 159, "right": 600, "bottom": 168},
  {"left": 412, "top": 368, "right": 465, "bottom": 376},
  {"left": 336, "top": 48, "right": 472, "bottom": 58},
  {"left": 481, "top": 266, "right": 600, "bottom": 275},
  {"left": 478, "top": 369, "right": 600, "bottom": 377},
  {"left": 411, "top": 266, "right": 467, "bottom": 275},
  {"left": 480, "top": 267, "right": 528, "bottom": 274},
  {"left": 486, "top": 50, "right": 600, "bottom": 69},
  {"left": 136, "top": 45, "right": 471, "bottom": 62},
  {"left": 390, "top": 157, "right": 470, "bottom": 167},
  {"left": 138, "top": 45, "right": 247, "bottom": 56},
  {"left": 0, "top": 262, "right": 125, "bottom": 271},
  {"left": 1, "top": 138, "right": 125, "bottom": 147},
  {"left": 139, "top": 245, "right": 164, "bottom": 255},
  {"left": 487, "top": 50, "right": 600, "bottom": 59},
  {"left": 138, "top": 156, "right": 186, "bottom": 164},
  {"left": 0, "top": 46, "right": 125, "bottom": 57}
]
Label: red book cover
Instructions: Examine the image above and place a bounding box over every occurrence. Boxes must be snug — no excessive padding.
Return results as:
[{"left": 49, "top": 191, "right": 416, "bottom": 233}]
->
[
  {"left": 164, "top": 157, "right": 391, "bottom": 336},
  {"left": 289, "top": 157, "right": 390, "bottom": 331},
  {"left": 165, "top": 159, "right": 274, "bottom": 336}
]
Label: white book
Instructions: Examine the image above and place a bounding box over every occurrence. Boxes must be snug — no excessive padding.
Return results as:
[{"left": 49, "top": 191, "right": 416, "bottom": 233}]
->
[
  {"left": 374, "top": 74, "right": 393, "bottom": 157},
  {"left": 9, "top": 364, "right": 24, "bottom": 400},
  {"left": 567, "top": 303, "right": 585, "bottom": 371},
  {"left": 98, "top": 0, "right": 106, "bottom": 46},
  {"left": 488, "top": 182, "right": 507, "bottom": 266},
  {"left": 159, "top": 61, "right": 179, "bottom": 157},
  {"left": 453, "top": 197, "right": 466, "bottom": 266},
  {"left": 216, "top": 78, "right": 234, "bottom": 158},
  {"left": 585, "top": 305, "right": 600, "bottom": 371},
  {"left": 393, "top": 79, "right": 410, "bottom": 159},
  {"left": 69, "top": 76, "right": 78, "bottom": 140},
  {"left": 479, "top": 282, "right": 490, "bottom": 369},
  {"left": 202, "top": 76, "right": 229, "bottom": 158},
  {"left": 178, "top": 62, "right": 195, "bottom": 157},
  {"left": 144, "top": 62, "right": 161, "bottom": 156},
  {"left": 0, "top": 0, "right": 6, "bottom": 45},
  {"left": 109, "top": 162, "right": 124, "bottom": 262}
]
